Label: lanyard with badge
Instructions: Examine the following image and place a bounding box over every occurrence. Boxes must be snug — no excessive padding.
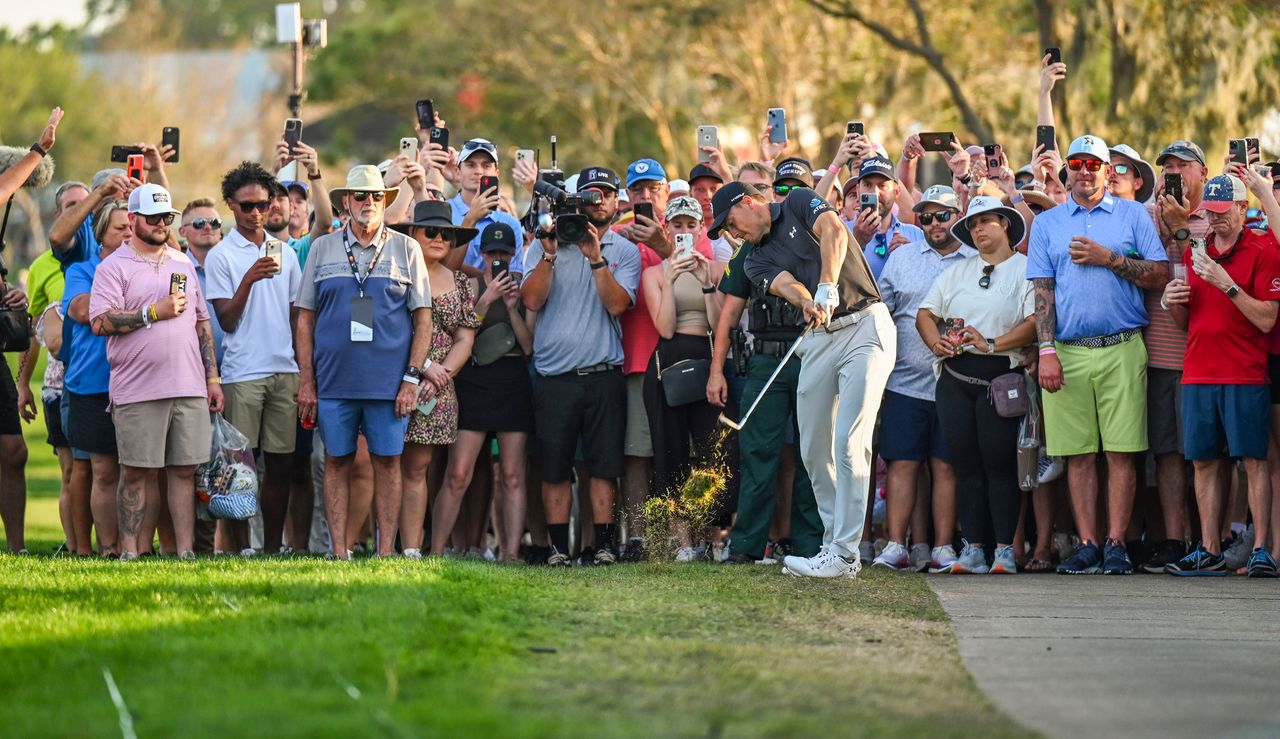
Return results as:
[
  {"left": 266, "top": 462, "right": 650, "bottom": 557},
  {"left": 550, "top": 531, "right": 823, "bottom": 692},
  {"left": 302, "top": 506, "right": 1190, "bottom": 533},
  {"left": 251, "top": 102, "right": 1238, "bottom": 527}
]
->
[{"left": 343, "top": 226, "right": 388, "bottom": 342}]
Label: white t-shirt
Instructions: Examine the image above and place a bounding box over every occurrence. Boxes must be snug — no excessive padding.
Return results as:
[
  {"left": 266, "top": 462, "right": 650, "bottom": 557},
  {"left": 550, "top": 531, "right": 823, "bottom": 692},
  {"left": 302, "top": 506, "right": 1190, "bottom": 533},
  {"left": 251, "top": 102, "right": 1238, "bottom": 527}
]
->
[
  {"left": 204, "top": 229, "right": 303, "bottom": 383},
  {"left": 920, "top": 251, "right": 1034, "bottom": 375}
]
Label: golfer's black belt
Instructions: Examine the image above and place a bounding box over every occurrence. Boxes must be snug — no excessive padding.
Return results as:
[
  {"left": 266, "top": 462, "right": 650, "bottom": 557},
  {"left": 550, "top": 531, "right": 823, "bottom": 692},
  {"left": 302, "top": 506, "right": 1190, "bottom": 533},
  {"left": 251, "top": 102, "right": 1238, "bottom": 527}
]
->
[{"left": 1058, "top": 329, "right": 1138, "bottom": 349}]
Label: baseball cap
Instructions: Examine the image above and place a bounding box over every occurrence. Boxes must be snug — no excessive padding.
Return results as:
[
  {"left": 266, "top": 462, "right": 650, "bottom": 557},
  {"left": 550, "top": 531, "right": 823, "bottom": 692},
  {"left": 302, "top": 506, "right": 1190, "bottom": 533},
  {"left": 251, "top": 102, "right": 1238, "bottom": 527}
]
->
[
  {"left": 626, "top": 158, "right": 667, "bottom": 188},
  {"left": 457, "top": 138, "right": 499, "bottom": 165},
  {"left": 911, "top": 185, "right": 960, "bottom": 213},
  {"left": 707, "top": 182, "right": 760, "bottom": 239},
  {"left": 128, "top": 183, "right": 180, "bottom": 216},
  {"left": 1201, "top": 174, "right": 1247, "bottom": 213},
  {"left": 664, "top": 195, "right": 703, "bottom": 223},
  {"left": 1156, "top": 140, "right": 1206, "bottom": 166},
  {"left": 1066, "top": 135, "right": 1110, "bottom": 162},
  {"left": 687, "top": 163, "right": 723, "bottom": 184},
  {"left": 669, "top": 179, "right": 690, "bottom": 195},
  {"left": 577, "top": 166, "right": 619, "bottom": 192},
  {"left": 858, "top": 155, "right": 896, "bottom": 182},
  {"left": 478, "top": 222, "right": 517, "bottom": 254},
  {"left": 775, "top": 157, "right": 814, "bottom": 187}
]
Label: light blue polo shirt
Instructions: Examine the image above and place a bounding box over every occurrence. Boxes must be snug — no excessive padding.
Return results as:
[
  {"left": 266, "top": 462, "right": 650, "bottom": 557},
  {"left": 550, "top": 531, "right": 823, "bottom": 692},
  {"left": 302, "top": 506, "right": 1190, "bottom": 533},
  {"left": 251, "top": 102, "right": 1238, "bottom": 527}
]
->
[
  {"left": 1026, "top": 193, "right": 1166, "bottom": 341},
  {"left": 447, "top": 193, "right": 526, "bottom": 274}
]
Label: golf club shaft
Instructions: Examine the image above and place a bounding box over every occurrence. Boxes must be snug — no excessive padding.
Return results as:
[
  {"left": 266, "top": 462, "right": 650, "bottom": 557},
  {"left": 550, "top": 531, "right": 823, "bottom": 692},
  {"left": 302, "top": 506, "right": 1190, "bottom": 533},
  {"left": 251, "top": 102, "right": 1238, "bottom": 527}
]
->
[{"left": 732, "top": 328, "right": 809, "bottom": 429}]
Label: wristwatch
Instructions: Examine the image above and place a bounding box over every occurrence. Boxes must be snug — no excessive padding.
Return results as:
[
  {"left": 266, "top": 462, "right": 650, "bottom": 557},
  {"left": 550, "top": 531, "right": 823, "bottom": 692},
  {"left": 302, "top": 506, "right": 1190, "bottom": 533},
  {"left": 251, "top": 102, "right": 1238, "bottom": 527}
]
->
[
  {"left": 1226, "top": 284, "right": 1241, "bottom": 298},
  {"left": 1173, "top": 228, "right": 1191, "bottom": 242}
]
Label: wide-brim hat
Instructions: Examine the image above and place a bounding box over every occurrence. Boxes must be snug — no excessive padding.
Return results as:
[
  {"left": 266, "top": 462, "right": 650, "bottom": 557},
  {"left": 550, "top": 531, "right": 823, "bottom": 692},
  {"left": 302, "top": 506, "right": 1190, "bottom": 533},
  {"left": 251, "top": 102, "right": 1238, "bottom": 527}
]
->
[
  {"left": 388, "top": 200, "right": 477, "bottom": 245},
  {"left": 951, "top": 195, "right": 1026, "bottom": 248},
  {"left": 329, "top": 164, "right": 400, "bottom": 213}
]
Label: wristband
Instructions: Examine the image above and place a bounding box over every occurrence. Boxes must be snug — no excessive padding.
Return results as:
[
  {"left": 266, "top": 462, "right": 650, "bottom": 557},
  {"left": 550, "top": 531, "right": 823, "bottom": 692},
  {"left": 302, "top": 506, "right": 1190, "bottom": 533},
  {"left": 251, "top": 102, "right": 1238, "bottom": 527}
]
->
[
  {"left": 401, "top": 374, "right": 421, "bottom": 386},
  {"left": 30, "top": 142, "right": 47, "bottom": 157},
  {"left": 1038, "top": 347, "right": 1058, "bottom": 357}
]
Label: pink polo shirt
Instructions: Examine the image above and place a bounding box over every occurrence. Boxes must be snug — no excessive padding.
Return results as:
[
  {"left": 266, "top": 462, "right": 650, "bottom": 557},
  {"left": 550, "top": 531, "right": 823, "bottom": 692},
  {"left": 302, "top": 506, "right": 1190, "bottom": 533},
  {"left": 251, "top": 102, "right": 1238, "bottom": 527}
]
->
[{"left": 88, "top": 244, "right": 211, "bottom": 406}]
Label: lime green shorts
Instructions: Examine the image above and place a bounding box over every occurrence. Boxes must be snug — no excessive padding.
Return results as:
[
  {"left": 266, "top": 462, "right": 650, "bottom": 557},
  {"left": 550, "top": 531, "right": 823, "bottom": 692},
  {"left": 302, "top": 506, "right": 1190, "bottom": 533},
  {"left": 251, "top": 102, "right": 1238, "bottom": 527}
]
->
[{"left": 1042, "top": 334, "right": 1148, "bottom": 456}]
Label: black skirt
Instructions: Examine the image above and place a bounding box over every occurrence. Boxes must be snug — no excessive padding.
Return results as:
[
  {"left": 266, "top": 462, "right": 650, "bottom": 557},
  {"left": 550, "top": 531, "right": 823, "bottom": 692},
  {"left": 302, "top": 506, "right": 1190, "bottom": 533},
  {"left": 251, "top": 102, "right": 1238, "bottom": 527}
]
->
[{"left": 455, "top": 355, "right": 535, "bottom": 433}]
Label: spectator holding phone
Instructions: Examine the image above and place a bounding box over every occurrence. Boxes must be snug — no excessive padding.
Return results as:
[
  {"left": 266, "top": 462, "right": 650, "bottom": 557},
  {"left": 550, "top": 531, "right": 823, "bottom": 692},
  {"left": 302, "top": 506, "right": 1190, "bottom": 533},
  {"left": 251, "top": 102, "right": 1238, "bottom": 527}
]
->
[
  {"left": 89, "top": 184, "right": 223, "bottom": 561},
  {"left": 521, "top": 165, "right": 641, "bottom": 566},
  {"left": 640, "top": 196, "right": 728, "bottom": 561},
  {"left": 918, "top": 196, "right": 1036, "bottom": 573},
  {"left": 389, "top": 202, "right": 481, "bottom": 558},
  {"left": 446, "top": 138, "right": 524, "bottom": 278},
  {"left": 849, "top": 156, "right": 924, "bottom": 279},
  {"left": 872, "top": 186, "right": 974, "bottom": 573},
  {"left": 205, "top": 162, "right": 305, "bottom": 555},
  {"left": 1026, "top": 135, "right": 1169, "bottom": 575},
  {"left": 61, "top": 198, "right": 131, "bottom": 558},
  {"left": 1160, "top": 170, "right": 1280, "bottom": 577},
  {"left": 295, "top": 165, "right": 434, "bottom": 559},
  {"left": 449, "top": 222, "right": 535, "bottom": 562}
]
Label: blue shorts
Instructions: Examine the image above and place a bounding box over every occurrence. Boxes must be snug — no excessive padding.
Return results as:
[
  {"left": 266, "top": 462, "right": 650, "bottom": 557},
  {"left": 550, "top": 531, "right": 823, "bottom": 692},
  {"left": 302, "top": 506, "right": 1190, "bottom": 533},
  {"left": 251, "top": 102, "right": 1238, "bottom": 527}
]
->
[
  {"left": 1181, "top": 384, "right": 1270, "bottom": 461},
  {"left": 317, "top": 399, "right": 410, "bottom": 458},
  {"left": 879, "top": 389, "right": 950, "bottom": 463},
  {"left": 60, "top": 394, "right": 90, "bottom": 462}
]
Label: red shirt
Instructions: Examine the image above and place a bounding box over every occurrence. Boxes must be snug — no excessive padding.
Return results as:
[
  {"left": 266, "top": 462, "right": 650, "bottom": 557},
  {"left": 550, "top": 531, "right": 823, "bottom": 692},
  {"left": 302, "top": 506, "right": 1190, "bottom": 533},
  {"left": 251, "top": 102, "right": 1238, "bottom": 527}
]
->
[
  {"left": 617, "top": 230, "right": 715, "bottom": 375},
  {"left": 1182, "top": 228, "right": 1280, "bottom": 385}
]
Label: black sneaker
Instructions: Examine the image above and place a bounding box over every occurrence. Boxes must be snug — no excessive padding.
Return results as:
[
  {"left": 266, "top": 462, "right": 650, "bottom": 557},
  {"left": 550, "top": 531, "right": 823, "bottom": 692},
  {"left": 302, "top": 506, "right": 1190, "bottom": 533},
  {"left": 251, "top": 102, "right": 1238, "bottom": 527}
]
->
[
  {"left": 1142, "top": 539, "right": 1186, "bottom": 574},
  {"left": 1103, "top": 540, "right": 1133, "bottom": 575},
  {"left": 1166, "top": 545, "right": 1228, "bottom": 576}
]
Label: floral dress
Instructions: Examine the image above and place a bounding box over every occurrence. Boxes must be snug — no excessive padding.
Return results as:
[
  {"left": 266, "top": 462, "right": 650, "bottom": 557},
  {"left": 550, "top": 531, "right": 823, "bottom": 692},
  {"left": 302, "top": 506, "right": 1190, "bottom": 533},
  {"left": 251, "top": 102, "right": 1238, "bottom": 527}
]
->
[{"left": 404, "top": 271, "right": 482, "bottom": 445}]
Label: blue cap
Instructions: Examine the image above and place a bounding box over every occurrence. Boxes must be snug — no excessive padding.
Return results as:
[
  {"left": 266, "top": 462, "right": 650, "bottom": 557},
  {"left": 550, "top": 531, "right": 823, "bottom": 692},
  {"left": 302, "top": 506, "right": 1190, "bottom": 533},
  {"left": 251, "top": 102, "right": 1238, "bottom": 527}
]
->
[
  {"left": 626, "top": 158, "right": 667, "bottom": 188},
  {"left": 857, "top": 155, "right": 896, "bottom": 182}
]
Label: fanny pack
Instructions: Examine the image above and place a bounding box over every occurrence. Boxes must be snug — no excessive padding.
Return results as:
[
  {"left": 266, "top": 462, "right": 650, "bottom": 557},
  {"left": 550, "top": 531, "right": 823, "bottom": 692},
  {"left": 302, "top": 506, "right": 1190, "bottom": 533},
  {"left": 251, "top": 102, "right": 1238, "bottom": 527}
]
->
[
  {"left": 944, "top": 364, "right": 1028, "bottom": 418},
  {"left": 656, "top": 334, "right": 713, "bottom": 407},
  {"left": 471, "top": 323, "right": 516, "bottom": 366}
]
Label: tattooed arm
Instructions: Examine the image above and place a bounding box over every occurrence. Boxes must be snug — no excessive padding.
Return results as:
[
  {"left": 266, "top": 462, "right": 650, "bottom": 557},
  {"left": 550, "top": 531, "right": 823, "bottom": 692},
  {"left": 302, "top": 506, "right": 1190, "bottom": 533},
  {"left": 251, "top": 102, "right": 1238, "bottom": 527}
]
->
[
  {"left": 1110, "top": 254, "right": 1170, "bottom": 290},
  {"left": 1032, "top": 277, "right": 1065, "bottom": 392}
]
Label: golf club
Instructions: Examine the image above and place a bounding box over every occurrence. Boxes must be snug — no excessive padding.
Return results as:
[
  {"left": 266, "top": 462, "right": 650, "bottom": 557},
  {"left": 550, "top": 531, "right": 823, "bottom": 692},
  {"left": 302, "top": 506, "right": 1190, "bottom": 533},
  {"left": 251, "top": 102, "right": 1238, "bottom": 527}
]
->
[{"left": 719, "top": 327, "right": 812, "bottom": 431}]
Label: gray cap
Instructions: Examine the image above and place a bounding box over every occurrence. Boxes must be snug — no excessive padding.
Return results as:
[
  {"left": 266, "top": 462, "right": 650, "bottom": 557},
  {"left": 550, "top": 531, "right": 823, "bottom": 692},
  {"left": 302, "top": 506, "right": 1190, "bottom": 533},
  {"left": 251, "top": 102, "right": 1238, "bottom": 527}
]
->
[{"left": 912, "top": 185, "right": 960, "bottom": 213}]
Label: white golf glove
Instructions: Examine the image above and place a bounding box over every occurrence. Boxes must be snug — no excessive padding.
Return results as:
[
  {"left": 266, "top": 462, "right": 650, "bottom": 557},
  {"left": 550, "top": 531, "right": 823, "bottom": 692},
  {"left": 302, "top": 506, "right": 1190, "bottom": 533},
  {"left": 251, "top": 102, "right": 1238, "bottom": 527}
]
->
[{"left": 813, "top": 282, "right": 839, "bottom": 312}]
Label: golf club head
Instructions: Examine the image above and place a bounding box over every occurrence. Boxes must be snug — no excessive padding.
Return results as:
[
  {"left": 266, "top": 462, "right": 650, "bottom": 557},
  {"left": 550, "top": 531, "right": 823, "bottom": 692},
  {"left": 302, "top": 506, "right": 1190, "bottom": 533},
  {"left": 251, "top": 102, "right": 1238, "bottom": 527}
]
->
[{"left": 718, "top": 413, "right": 742, "bottom": 431}]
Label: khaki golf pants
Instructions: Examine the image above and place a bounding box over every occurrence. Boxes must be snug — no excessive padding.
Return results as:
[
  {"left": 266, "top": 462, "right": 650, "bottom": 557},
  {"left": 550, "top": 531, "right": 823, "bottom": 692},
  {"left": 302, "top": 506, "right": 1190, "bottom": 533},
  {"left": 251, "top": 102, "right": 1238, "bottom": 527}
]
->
[{"left": 795, "top": 303, "right": 895, "bottom": 559}]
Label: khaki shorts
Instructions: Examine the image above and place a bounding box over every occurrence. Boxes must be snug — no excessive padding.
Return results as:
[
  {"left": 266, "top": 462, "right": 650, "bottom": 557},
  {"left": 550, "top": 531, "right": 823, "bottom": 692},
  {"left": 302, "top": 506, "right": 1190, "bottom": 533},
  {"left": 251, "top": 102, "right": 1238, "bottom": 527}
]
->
[
  {"left": 112, "top": 397, "right": 213, "bottom": 468},
  {"left": 623, "top": 373, "right": 652, "bottom": 457},
  {"left": 223, "top": 373, "right": 299, "bottom": 454}
]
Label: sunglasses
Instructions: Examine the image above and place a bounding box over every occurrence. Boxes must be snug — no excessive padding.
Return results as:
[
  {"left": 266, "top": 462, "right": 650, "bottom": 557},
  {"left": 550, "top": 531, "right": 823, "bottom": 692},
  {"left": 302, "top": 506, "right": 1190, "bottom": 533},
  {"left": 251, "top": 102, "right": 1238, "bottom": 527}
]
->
[
  {"left": 416, "top": 226, "right": 454, "bottom": 241},
  {"left": 774, "top": 184, "right": 801, "bottom": 195},
  {"left": 143, "top": 213, "right": 176, "bottom": 226},
  {"left": 186, "top": 217, "right": 222, "bottom": 230},
  {"left": 918, "top": 211, "right": 954, "bottom": 226},
  {"left": 351, "top": 191, "right": 386, "bottom": 203},
  {"left": 1066, "top": 158, "right": 1105, "bottom": 172},
  {"left": 978, "top": 263, "right": 995, "bottom": 289},
  {"left": 236, "top": 200, "right": 271, "bottom": 212}
]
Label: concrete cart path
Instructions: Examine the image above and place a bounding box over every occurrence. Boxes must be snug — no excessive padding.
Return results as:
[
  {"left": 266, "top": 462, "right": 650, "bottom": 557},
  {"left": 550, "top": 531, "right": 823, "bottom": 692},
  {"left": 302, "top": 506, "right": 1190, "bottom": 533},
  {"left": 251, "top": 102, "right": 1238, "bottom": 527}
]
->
[{"left": 929, "top": 576, "right": 1280, "bottom": 738}]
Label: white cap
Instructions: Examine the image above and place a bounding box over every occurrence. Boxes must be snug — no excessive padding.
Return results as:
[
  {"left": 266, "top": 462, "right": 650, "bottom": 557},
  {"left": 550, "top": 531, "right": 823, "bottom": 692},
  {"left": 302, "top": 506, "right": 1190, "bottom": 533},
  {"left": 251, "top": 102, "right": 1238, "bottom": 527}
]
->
[
  {"left": 128, "top": 183, "right": 180, "bottom": 216},
  {"left": 669, "top": 178, "right": 690, "bottom": 195},
  {"left": 1066, "top": 134, "right": 1110, "bottom": 163}
]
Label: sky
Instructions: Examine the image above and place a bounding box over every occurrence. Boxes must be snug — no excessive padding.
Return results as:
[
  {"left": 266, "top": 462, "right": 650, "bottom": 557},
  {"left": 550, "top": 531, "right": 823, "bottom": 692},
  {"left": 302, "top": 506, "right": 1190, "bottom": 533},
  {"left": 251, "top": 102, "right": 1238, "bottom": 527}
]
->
[{"left": 2, "top": 0, "right": 88, "bottom": 33}]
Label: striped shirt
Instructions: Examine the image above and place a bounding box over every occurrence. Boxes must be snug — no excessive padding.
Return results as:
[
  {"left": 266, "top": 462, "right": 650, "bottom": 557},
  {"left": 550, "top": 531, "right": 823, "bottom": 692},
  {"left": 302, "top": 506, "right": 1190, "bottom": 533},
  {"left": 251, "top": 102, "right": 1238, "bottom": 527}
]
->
[{"left": 1142, "top": 203, "right": 1209, "bottom": 370}]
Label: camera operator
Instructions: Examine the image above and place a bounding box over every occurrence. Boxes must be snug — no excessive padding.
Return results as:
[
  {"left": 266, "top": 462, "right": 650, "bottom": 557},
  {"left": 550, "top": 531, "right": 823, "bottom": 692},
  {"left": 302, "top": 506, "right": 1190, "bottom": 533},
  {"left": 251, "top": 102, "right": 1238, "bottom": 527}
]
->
[
  {"left": 446, "top": 138, "right": 525, "bottom": 279},
  {"left": 711, "top": 180, "right": 894, "bottom": 579},
  {"left": 521, "top": 166, "right": 641, "bottom": 566}
]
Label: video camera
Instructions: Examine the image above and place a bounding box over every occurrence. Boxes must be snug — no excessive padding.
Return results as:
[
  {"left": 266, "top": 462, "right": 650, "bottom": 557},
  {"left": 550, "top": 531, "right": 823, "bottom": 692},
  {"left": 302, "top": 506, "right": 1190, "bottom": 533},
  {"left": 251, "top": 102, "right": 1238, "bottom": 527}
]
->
[{"left": 532, "top": 179, "right": 601, "bottom": 243}]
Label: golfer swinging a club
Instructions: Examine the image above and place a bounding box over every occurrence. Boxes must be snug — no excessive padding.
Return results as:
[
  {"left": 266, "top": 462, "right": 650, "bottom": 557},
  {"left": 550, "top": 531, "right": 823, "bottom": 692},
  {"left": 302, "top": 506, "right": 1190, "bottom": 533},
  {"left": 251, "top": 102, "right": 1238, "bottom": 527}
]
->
[{"left": 708, "top": 180, "right": 895, "bottom": 578}]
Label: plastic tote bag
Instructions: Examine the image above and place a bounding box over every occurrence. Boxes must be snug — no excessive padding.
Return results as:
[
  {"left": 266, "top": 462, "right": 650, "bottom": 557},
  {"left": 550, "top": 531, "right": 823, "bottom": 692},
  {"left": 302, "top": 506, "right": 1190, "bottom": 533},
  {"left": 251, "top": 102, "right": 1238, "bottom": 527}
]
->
[{"left": 195, "top": 413, "right": 260, "bottom": 520}]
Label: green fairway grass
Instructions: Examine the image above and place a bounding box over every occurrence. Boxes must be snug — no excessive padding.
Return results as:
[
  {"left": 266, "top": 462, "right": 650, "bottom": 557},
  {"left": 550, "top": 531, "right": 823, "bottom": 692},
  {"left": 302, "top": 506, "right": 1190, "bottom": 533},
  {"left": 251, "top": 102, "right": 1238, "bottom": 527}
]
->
[{"left": 2, "top": 358, "right": 1030, "bottom": 738}]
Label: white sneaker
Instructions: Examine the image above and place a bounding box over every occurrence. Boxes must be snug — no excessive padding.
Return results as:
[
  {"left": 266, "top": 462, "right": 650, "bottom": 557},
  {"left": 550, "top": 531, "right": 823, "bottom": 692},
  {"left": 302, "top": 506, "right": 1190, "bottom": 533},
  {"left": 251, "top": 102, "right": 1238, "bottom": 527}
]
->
[
  {"left": 402, "top": 548, "right": 423, "bottom": 560},
  {"left": 928, "top": 544, "right": 959, "bottom": 573},
  {"left": 872, "top": 540, "right": 910, "bottom": 570},
  {"left": 909, "top": 543, "right": 932, "bottom": 572},
  {"left": 858, "top": 541, "right": 874, "bottom": 565},
  {"left": 674, "top": 546, "right": 698, "bottom": 563},
  {"left": 801, "top": 549, "right": 861, "bottom": 579}
]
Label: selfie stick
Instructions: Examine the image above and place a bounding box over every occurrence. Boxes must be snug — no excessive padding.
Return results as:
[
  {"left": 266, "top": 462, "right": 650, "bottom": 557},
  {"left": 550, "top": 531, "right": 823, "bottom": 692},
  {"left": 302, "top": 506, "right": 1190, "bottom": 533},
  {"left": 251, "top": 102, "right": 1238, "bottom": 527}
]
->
[{"left": 719, "top": 327, "right": 812, "bottom": 431}]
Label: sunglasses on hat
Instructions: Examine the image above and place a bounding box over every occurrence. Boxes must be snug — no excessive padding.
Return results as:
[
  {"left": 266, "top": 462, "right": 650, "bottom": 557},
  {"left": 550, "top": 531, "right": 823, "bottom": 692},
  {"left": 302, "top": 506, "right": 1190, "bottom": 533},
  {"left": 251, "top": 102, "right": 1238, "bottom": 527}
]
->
[
  {"left": 917, "top": 211, "right": 954, "bottom": 226},
  {"left": 1067, "top": 158, "right": 1105, "bottom": 172}
]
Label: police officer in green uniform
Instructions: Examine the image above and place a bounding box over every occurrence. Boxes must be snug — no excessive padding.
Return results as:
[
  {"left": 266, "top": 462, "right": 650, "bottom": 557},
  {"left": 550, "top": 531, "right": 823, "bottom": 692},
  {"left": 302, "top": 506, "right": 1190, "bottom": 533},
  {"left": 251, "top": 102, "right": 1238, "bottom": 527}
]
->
[{"left": 707, "top": 234, "right": 822, "bottom": 563}]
